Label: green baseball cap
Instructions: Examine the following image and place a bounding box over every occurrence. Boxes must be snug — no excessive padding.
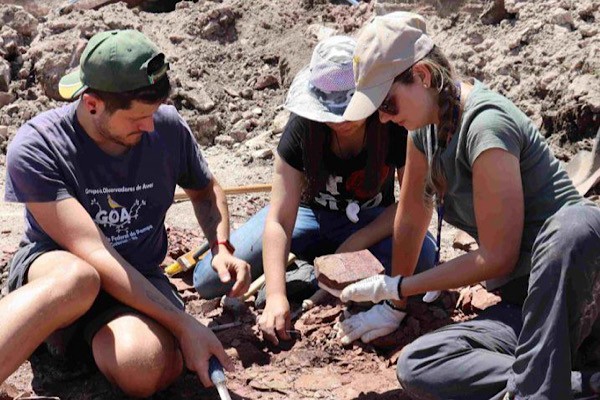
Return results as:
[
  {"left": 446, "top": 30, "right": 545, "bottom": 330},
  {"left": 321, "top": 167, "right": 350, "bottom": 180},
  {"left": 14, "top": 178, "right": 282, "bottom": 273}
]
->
[{"left": 58, "top": 30, "right": 169, "bottom": 100}]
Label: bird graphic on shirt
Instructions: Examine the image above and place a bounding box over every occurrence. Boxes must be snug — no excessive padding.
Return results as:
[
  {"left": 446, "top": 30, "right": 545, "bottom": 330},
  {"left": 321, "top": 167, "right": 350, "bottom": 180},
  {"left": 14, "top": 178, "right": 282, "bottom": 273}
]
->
[{"left": 107, "top": 194, "right": 124, "bottom": 209}]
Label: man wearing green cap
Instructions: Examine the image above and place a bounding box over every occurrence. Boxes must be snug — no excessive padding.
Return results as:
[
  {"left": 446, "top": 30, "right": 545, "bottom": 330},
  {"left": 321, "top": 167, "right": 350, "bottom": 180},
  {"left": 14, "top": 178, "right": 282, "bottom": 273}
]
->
[{"left": 0, "top": 30, "right": 250, "bottom": 396}]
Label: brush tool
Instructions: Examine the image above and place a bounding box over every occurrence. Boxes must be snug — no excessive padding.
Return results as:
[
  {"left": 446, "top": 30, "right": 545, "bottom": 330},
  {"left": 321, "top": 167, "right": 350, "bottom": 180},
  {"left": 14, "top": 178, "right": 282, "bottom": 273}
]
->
[{"left": 209, "top": 356, "right": 232, "bottom": 400}]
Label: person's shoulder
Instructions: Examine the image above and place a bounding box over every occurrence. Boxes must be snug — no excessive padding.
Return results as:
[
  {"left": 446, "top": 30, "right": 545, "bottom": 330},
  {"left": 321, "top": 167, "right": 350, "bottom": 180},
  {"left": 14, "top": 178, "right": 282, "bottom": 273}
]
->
[
  {"left": 154, "top": 104, "right": 184, "bottom": 126},
  {"left": 465, "top": 83, "right": 522, "bottom": 133},
  {"left": 152, "top": 104, "right": 194, "bottom": 145},
  {"left": 285, "top": 113, "right": 310, "bottom": 132},
  {"left": 10, "top": 103, "right": 75, "bottom": 150}
]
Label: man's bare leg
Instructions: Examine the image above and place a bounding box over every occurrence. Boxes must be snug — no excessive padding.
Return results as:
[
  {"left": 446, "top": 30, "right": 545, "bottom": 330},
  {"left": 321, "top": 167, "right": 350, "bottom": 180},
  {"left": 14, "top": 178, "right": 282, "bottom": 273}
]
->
[
  {"left": 92, "top": 314, "right": 184, "bottom": 397},
  {"left": 0, "top": 251, "right": 100, "bottom": 383}
]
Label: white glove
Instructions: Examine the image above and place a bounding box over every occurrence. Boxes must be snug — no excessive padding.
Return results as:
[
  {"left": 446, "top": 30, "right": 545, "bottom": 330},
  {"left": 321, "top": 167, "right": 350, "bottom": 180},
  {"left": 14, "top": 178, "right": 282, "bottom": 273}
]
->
[
  {"left": 336, "top": 302, "right": 406, "bottom": 344},
  {"left": 422, "top": 290, "right": 441, "bottom": 303},
  {"left": 339, "top": 275, "right": 401, "bottom": 303},
  {"left": 340, "top": 275, "right": 442, "bottom": 304}
]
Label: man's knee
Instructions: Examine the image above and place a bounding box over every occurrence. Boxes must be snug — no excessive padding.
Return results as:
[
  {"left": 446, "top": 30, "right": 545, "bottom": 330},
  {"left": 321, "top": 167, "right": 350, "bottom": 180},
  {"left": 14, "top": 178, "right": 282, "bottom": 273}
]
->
[
  {"left": 93, "top": 315, "right": 183, "bottom": 397},
  {"left": 30, "top": 253, "right": 101, "bottom": 312}
]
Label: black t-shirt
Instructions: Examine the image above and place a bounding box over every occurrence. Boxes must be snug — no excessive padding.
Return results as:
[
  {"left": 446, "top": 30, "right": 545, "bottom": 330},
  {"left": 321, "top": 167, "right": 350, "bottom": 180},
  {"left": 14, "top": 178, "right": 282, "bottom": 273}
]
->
[{"left": 277, "top": 114, "right": 407, "bottom": 212}]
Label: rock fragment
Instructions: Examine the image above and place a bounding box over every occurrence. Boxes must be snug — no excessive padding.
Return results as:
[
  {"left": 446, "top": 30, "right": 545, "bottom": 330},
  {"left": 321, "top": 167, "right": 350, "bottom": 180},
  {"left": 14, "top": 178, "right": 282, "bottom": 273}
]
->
[{"left": 314, "top": 250, "right": 384, "bottom": 291}]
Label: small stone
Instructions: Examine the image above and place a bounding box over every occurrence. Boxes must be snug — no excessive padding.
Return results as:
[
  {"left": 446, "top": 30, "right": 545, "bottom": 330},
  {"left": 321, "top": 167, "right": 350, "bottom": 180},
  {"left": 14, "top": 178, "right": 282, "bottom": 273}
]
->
[
  {"left": 252, "top": 148, "right": 273, "bottom": 160},
  {"left": 272, "top": 110, "right": 290, "bottom": 134},
  {"left": 0, "top": 59, "right": 10, "bottom": 92},
  {"left": 240, "top": 88, "right": 254, "bottom": 99},
  {"left": 215, "top": 134, "right": 235, "bottom": 148},
  {"left": 0, "top": 92, "right": 14, "bottom": 108},
  {"left": 223, "top": 86, "right": 240, "bottom": 97},
  {"left": 550, "top": 9, "right": 574, "bottom": 28},
  {"left": 452, "top": 230, "right": 478, "bottom": 252},
  {"left": 480, "top": 0, "right": 510, "bottom": 25},
  {"left": 471, "top": 287, "right": 501, "bottom": 311},
  {"left": 579, "top": 24, "right": 598, "bottom": 38},
  {"left": 253, "top": 74, "right": 279, "bottom": 90},
  {"left": 252, "top": 107, "right": 263, "bottom": 117}
]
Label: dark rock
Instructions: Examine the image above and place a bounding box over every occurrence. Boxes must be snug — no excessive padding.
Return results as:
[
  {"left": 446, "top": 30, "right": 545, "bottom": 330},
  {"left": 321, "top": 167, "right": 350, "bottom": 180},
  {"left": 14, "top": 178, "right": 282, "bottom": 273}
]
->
[
  {"left": 254, "top": 74, "right": 279, "bottom": 90},
  {"left": 480, "top": 0, "right": 510, "bottom": 25}
]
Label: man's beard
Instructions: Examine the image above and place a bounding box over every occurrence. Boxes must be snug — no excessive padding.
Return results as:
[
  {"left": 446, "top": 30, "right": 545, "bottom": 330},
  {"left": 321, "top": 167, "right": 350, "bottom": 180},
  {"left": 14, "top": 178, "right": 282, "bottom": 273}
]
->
[{"left": 96, "top": 116, "right": 143, "bottom": 148}]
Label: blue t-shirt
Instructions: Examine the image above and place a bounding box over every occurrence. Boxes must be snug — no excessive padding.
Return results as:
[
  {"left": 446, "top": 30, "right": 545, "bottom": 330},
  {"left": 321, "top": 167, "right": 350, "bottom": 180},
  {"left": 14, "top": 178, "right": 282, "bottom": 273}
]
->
[{"left": 5, "top": 102, "right": 212, "bottom": 273}]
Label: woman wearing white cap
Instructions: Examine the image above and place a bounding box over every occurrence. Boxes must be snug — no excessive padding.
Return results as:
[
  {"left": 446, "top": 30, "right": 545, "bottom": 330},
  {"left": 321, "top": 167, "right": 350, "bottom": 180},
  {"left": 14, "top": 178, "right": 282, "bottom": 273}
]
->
[
  {"left": 338, "top": 11, "right": 600, "bottom": 400},
  {"left": 194, "top": 35, "right": 437, "bottom": 343}
]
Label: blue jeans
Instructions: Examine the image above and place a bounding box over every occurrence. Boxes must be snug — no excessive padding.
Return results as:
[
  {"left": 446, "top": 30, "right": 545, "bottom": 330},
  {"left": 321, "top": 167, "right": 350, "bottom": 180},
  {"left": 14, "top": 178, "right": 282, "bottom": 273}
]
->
[{"left": 193, "top": 205, "right": 437, "bottom": 299}]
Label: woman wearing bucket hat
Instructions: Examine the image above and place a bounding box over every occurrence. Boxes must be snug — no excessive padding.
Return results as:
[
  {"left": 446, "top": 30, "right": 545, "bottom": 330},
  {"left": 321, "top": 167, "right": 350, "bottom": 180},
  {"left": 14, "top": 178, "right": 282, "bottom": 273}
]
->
[
  {"left": 337, "top": 11, "right": 600, "bottom": 400},
  {"left": 193, "top": 35, "right": 438, "bottom": 343}
]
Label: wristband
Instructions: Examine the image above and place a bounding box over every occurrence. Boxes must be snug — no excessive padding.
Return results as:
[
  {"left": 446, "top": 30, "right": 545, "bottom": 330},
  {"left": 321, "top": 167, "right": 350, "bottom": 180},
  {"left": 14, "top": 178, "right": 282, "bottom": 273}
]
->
[
  {"left": 211, "top": 239, "right": 235, "bottom": 254},
  {"left": 396, "top": 275, "right": 404, "bottom": 300},
  {"left": 385, "top": 299, "right": 406, "bottom": 312}
]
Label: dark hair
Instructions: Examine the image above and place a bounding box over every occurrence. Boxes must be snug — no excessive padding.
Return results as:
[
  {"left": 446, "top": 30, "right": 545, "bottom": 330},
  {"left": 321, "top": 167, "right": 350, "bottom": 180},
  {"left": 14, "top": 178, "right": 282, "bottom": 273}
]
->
[
  {"left": 86, "top": 75, "right": 171, "bottom": 114},
  {"left": 395, "top": 46, "right": 461, "bottom": 205},
  {"left": 302, "top": 114, "right": 390, "bottom": 199}
]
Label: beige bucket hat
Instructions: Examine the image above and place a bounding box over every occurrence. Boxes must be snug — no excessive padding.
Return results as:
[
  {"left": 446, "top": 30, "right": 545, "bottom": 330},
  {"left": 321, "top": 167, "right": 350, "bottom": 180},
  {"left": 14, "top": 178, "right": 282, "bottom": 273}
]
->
[{"left": 344, "top": 12, "right": 434, "bottom": 121}]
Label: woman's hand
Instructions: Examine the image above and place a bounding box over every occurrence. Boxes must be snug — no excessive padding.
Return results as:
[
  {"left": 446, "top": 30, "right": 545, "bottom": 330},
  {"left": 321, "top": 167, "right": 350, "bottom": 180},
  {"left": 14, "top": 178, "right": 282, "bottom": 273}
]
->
[
  {"left": 258, "top": 293, "right": 291, "bottom": 345},
  {"left": 336, "top": 302, "right": 406, "bottom": 344}
]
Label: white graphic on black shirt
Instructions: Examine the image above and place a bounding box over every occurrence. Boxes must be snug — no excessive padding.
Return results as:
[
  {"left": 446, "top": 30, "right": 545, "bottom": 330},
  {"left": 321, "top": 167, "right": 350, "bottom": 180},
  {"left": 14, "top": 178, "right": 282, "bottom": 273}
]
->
[
  {"left": 314, "top": 176, "right": 342, "bottom": 210},
  {"left": 313, "top": 175, "right": 383, "bottom": 211},
  {"left": 91, "top": 196, "right": 146, "bottom": 234}
]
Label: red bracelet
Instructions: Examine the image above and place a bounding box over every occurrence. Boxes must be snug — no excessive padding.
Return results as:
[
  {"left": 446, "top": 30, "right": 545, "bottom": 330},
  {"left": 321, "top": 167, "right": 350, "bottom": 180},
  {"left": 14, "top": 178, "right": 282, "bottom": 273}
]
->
[{"left": 211, "top": 239, "right": 235, "bottom": 254}]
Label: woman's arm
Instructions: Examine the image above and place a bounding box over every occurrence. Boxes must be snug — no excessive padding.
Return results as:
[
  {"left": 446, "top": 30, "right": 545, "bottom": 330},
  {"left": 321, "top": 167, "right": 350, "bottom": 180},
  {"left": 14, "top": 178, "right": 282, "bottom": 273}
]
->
[
  {"left": 392, "top": 137, "right": 434, "bottom": 277},
  {"left": 259, "top": 155, "right": 304, "bottom": 344},
  {"left": 335, "top": 167, "right": 404, "bottom": 254},
  {"left": 400, "top": 147, "right": 524, "bottom": 296}
]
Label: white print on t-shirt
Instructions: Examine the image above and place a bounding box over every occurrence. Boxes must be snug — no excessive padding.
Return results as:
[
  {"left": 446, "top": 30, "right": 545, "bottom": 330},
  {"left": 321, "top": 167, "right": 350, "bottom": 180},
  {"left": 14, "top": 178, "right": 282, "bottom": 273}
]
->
[
  {"left": 313, "top": 175, "right": 383, "bottom": 211},
  {"left": 86, "top": 182, "right": 156, "bottom": 247},
  {"left": 314, "top": 176, "right": 342, "bottom": 210},
  {"left": 90, "top": 196, "right": 146, "bottom": 233}
]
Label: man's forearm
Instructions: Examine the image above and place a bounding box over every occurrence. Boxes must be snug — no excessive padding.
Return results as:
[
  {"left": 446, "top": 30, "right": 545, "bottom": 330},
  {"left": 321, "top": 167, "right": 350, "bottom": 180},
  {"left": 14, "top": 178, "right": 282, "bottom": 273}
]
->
[
  {"left": 191, "top": 180, "right": 230, "bottom": 246},
  {"left": 27, "top": 199, "right": 192, "bottom": 337},
  {"left": 81, "top": 241, "right": 191, "bottom": 336}
]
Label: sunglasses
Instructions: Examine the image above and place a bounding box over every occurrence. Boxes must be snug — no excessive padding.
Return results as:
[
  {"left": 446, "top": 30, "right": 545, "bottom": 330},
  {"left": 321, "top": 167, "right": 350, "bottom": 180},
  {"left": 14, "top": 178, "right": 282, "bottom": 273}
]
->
[{"left": 378, "top": 85, "right": 399, "bottom": 115}]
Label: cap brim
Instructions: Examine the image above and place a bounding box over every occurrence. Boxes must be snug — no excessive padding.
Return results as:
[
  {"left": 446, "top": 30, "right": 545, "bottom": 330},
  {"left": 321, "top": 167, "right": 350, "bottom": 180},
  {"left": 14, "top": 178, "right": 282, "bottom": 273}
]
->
[
  {"left": 343, "top": 79, "right": 393, "bottom": 121},
  {"left": 283, "top": 66, "right": 347, "bottom": 124},
  {"left": 58, "top": 67, "right": 87, "bottom": 100}
]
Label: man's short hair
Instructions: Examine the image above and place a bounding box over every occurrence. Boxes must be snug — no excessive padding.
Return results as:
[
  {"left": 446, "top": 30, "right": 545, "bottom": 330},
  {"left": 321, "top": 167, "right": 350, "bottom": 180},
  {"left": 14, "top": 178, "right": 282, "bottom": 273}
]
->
[{"left": 86, "top": 75, "right": 171, "bottom": 114}]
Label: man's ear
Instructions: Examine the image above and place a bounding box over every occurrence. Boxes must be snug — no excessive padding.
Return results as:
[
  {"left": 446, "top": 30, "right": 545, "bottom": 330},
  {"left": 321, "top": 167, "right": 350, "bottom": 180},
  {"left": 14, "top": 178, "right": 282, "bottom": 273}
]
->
[
  {"left": 81, "top": 92, "right": 105, "bottom": 115},
  {"left": 412, "top": 63, "right": 433, "bottom": 89}
]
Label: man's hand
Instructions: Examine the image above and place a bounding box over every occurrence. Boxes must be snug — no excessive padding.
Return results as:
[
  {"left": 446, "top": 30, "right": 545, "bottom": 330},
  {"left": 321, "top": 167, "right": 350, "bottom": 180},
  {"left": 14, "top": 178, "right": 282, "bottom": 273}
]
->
[
  {"left": 211, "top": 252, "right": 251, "bottom": 298},
  {"left": 177, "top": 315, "right": 234, "bottom": 387},
  {"left": 258, "top": 293, "right": 291, "bottom": 345},
  {"left": 340, "top": 275, "right": 401, "bottom": 303},
  {"left": 336, "top": 302, "right": 406, "bottom": 344}
]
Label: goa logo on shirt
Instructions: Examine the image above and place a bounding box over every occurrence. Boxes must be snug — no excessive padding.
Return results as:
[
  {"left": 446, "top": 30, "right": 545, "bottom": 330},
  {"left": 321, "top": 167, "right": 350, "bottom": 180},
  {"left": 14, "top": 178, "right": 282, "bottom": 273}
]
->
[{"left": 90, "top": 194, "right": 146, "bottom": 234}]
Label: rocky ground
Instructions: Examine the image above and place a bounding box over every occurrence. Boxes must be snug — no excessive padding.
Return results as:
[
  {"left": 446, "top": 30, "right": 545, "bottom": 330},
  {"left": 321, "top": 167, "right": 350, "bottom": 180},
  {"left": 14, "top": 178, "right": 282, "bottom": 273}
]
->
[{"left": 0, "top": 0, "right": 599, "bottom": 399}]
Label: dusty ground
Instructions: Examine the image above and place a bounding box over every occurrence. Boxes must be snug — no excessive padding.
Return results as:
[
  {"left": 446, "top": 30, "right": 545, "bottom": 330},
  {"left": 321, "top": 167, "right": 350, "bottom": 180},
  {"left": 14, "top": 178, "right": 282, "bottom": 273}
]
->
[{"left": 0, "top": 0, "right": 599, "bottom": 399}]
